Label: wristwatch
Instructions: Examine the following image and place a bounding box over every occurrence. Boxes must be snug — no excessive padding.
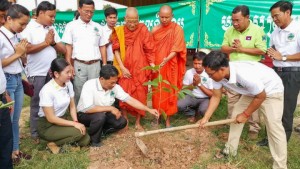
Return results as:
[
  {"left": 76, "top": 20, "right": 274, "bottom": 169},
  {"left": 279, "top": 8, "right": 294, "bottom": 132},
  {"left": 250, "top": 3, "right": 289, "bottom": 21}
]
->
[
  {"left": 198, "top": 83, "right": 202, "bottom": 87},
  {"left": 282, "top": 55, "right": 287, "bottom": 62}
]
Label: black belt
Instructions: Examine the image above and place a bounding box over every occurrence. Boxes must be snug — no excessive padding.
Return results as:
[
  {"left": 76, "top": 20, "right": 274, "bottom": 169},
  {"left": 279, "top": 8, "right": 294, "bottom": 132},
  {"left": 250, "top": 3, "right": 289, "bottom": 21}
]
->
[
  {"left": 196, "top": 97, "right": 209, "bottom": 99},
  {"left": 274, "top": 67, "right": 300, "bottom": 72},
  {"left": 4, "top": 73, "right": 21, "bottom": 76}
]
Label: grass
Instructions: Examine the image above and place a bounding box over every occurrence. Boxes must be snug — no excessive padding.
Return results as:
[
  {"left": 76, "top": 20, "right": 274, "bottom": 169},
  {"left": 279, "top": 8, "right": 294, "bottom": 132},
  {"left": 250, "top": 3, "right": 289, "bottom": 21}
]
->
[{"left": 17, "top": 96, "right": 300, "bottom": 168}]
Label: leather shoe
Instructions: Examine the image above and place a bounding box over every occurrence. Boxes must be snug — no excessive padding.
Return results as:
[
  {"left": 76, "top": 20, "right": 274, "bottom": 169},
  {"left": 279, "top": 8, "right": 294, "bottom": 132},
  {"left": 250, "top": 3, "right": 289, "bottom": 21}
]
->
[{"left": 256, "top": 138, "right": 268, "bottom": 147}]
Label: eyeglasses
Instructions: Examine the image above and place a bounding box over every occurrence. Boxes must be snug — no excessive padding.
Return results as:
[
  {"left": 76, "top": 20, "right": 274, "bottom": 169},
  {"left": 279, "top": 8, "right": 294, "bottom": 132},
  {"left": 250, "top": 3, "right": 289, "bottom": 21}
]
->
[
  {"left": 272, "top": 12, "right": 284, "bottom": 20},
  {"left": 206, "top": 70, "right": 218, "bottom": 77},
  {"left": 82, "top": 10, "right": 94, "bottom": 15}
]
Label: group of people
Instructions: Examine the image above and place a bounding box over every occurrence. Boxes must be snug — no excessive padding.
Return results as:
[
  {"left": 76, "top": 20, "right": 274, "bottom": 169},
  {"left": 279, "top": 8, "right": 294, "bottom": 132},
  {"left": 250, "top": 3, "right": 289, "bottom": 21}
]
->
[
  {"left": 198, "top": 1, "right": 300, "bottom": 169},
  {"left": 0, "top": 0, "right": 186, "bottom": 167},
  {"left": 0, "top": 0, "right": 300, "bottom": 169}
]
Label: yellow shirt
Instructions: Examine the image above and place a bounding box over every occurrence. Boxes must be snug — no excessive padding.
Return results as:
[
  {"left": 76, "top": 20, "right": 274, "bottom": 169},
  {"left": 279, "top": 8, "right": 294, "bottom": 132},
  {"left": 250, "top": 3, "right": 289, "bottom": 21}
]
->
[{"left": 222, "top": 22, "right": 267, "bottom": 61}]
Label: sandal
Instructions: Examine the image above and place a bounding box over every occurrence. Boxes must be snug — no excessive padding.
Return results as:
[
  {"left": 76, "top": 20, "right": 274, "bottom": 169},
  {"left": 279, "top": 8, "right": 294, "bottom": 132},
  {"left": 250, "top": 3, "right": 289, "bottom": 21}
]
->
[
  {"left": 12, "top": 156, "right": 21, "bottom": 165},
  {"left": 18, "top": 151, "right": 32, "bottom": 160},
  {"left": 47, "top": 142, "right": 60, "bottom": 154}
]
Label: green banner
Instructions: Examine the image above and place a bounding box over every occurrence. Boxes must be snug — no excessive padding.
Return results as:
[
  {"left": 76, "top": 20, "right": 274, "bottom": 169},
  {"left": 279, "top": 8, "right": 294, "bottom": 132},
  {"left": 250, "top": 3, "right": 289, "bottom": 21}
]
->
[
  {"left": 53, "top": 0, "right": 200, "bottom": 48},
  {"left": 201, "top": 0, "right": 300, "bottom": 49}
]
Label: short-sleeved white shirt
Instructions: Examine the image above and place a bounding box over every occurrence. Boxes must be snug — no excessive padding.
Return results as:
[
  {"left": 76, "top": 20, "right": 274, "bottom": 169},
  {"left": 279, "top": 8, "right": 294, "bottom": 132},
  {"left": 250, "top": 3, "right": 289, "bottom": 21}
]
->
[
  {"left": 77, "top": 78, "right": 130, "bottom": 112},
  {"left": 100, "top": 24, "right": 113, "bottom": 61},
  {"left": 21, "top": 20, "right": 60, "bottom": 76},
  {"left": 270, "top": 20, "right": 300, "bottom": 67},
  {"left": 0, "top": 26, "right": 23, "bottom": 74},
  {"left": 62, "top": 18, "right": 108, "bottom": 61},
  {"left": 213, "top": 62, "right": 283, "bottom": 96},
  {"left": 183, "top": 68, "right": 213, "bottom": 98},
  {"left": 38, "top": 79, "right": 74, "bottom": 117}
]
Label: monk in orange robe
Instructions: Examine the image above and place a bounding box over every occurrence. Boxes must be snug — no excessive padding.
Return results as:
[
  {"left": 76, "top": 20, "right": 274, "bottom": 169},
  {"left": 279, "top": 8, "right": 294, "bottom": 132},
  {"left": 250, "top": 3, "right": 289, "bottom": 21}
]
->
[
  {"left": 111, "top": 7, "right": 155, "bottom": 130},
  {"left": 152, "top": 5, "right": 187, "bottom": 127}
]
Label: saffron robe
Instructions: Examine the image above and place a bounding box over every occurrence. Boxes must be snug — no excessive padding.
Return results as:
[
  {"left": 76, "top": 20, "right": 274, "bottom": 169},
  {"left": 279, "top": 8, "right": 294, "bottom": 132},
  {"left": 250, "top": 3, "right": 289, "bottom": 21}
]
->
[
  {"left": 152, "top": 22, "right": 187, "bottom": 116},
  {"left": 111, "top": 23, "right": 155, "bottom": 116}
]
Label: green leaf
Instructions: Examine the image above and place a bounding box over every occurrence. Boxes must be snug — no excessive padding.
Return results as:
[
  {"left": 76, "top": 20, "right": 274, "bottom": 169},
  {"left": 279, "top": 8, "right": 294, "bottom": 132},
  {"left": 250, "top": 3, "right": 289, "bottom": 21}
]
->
[
  {"left": 171, "top": 84, "right": 179, "bottom": 91},
  {"left": 143, "top": 81, "right": 158, "bottom": 87},
  {"left": 158, "top": 74, "right": 162, "bottom": 82},
  {"left": 162, "top": 80, "right": 170, "bottom": 85},
  {"left": 182, "top": 85, "right": 191, "bottom": 89},
  {"left": 161, "top": 110, "right": 167, "bottom": 120},
  {"left": 142, "top": 66, "right": 153, "bottom": 70},
  {"left": 181, "top": 89, "right": 194, "bottom": 97},
  {"left": 153, "top": 78, "right": 159, "bottom": 83},
  {"left": 142, "top": 65, "right": 160, "bottom": 71},
  {"left": 0, "top": 101, "right": 14, "bottom": 109},
  {"left": 152, "top": 65, "right": 160, "bottom": 71},
  {"left": 178, "top": 92, "right": 185, "bottom": 99},
  {"left": 162, "top": 87, "right": 171, "bottom": 93}
]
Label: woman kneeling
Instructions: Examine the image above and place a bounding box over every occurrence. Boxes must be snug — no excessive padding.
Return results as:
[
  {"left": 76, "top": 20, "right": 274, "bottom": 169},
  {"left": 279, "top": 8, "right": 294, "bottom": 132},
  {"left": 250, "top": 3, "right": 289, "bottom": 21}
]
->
[{"left": 37, "top": 58, "right": 90, "bottom": 154}]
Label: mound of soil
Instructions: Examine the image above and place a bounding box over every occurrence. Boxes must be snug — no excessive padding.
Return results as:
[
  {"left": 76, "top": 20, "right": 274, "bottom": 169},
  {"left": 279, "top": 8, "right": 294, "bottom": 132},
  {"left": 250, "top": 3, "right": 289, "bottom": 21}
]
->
[{"left": 88, "top": 128, "right": 214, "bottom": 169}]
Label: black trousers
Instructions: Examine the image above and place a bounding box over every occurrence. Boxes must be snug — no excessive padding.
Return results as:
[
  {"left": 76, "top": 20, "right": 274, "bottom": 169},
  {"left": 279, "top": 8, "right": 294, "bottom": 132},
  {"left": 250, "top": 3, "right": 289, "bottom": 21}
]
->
[
  {"left": 277, "top": 71, "right": 300, "bottom": 141},
  {"left": 78, "top": 112, "right": 127, "bottom": 144},
  {"left": 0, "top": 94, "right": 13, "bottom": 169}
]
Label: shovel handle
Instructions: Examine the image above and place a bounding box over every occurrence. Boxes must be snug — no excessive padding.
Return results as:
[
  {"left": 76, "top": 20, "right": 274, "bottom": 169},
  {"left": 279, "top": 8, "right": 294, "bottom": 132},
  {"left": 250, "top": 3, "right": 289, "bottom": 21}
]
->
[{"left": 135, "top": 118, "right": 235, "bottom": 137}]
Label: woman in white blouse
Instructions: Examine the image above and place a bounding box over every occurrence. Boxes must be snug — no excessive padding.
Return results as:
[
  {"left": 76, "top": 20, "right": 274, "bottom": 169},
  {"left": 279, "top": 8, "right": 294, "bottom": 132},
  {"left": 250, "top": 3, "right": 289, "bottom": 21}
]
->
[
  {"left": 37, "top": 58, "right": 90, "bottom": 154},
  {"left": 0, "top": 4, "right": 31, "bottom": 163}
]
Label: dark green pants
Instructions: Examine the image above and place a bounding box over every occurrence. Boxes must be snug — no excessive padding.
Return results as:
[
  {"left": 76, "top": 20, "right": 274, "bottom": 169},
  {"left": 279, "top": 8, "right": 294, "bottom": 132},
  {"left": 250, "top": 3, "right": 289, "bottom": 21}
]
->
[{"left": 37, "top": 117, "right": 90, "bottom": 146}]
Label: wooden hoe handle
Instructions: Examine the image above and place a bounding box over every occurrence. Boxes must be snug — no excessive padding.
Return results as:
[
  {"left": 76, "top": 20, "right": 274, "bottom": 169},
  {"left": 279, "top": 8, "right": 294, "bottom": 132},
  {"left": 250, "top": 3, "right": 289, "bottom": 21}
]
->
[{"left": 135, "top": 118, "right": 236, "bottom": 137}]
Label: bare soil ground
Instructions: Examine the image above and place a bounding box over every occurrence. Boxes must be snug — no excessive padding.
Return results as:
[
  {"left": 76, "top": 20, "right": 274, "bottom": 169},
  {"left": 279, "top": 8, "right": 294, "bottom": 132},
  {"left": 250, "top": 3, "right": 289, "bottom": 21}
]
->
[{"left": 87, "top": 126, "right": 237, "bottom": 169}]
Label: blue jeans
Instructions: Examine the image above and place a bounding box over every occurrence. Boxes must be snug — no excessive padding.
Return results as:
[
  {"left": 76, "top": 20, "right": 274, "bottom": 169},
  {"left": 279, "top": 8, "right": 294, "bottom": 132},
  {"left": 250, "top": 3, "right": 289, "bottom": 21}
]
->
[{"left": 5, "top": 73, "right": 24, "bottom": 152}]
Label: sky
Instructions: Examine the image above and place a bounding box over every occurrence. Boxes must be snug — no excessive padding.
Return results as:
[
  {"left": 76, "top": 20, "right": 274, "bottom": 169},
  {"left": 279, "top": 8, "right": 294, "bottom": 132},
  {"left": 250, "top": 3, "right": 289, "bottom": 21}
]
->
[{"left": 16, "top": 0, "right": 127, "bottom": 11}]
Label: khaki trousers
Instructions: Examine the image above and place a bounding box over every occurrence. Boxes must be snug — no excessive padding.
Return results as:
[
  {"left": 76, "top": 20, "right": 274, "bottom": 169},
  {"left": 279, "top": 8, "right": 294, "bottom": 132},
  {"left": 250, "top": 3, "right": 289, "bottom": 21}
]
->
[
  {"left": 227, "top": 88, "right": 261, "bottom": 132},
  {"left": 225, "top": 93, "right": 287, "bottom": 169}
]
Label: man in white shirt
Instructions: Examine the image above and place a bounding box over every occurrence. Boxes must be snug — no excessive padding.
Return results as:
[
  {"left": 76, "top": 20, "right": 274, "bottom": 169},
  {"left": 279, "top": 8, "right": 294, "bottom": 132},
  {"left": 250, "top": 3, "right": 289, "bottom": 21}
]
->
[
  {"left": 100, "top": 7, "right": 118, "bottom": 66},
  {"left": 62, "top": 0, "right": 107, "bottom": 104},
  {"left": 0, "top": 0, "right": 13, "bottom": 168},
  {"left": 199, "top": 51, "right": 287, "bottom": 169},
  {"left": 177, "top": 52, "right": 213, "bottom": 123},
  {"left": 77, "top": 65, "right": 159, "bottom": 147},
  {"left": 267, "top": 0, "right": 300, "bottom": 141},
  {"left": 21, "top": 1, "right": 66, "bottom": 143}
]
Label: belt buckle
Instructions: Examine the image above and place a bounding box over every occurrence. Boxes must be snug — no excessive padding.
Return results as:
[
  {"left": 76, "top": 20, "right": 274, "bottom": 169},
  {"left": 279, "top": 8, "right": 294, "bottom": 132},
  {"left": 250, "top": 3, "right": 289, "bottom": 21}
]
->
[{"left": 277, "top": 67, "right": 283, "bottom": 72}]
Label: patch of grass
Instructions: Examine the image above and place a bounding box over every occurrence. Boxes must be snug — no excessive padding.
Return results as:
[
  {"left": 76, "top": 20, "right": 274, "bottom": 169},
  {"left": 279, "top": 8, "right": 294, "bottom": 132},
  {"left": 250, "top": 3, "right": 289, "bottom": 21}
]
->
[{"left": 23, "top": 95, "right": 30, "bottom": 108}]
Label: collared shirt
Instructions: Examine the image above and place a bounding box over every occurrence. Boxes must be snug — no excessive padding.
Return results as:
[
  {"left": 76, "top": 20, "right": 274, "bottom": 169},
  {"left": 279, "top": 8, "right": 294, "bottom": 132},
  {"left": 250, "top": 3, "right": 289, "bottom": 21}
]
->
[
  {"left": 100, "top": 24, "right": 113, "bottom": 61},
  {"left": 77, "top": 78, "right": 130, "bottom": 113},
  {"left": 21, "top": 20, "right": 61, "bottom": 76},
  {"left": 213, "top": 62, "right": 283, "bottom": 96},
  {"left": 38, "top": 79, "right": 74, "bottom": 117},
  {"left": 183, "top": 68, "right": 213, "bottom": 98},
  {"left": 270, "top": 20, "right": 300, "bottom": 67},
  {"left": 62, "top": 18, "right": 108, "bottom": 61},
  {"left": 0, "top": 26, "right": 23, "bottom": 74},
  {"left": 222, "top": 22, "right": 267, "bottom": 61}
]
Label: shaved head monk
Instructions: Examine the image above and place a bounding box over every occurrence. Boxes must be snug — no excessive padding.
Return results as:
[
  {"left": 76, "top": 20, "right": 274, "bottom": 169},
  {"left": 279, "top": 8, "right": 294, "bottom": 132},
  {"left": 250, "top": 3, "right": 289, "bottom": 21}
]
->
[
  {"left": 110, "top": 7, "right": 156, "bottom": 130},
  {"left": 152, "top": 5, "right": 187, "bottom": 127}
]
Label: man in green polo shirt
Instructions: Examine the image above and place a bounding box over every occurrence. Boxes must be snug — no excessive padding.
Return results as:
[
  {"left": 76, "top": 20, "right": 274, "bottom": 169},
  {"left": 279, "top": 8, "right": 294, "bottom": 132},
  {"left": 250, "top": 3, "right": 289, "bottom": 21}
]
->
[{"left": 221, "top": 5, "right": 267, "bottom": 140}]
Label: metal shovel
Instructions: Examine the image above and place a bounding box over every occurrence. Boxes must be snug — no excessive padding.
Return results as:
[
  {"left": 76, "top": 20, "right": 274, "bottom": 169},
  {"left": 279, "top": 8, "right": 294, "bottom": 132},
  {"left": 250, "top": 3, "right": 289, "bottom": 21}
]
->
[{"left": 135, "top": 118, "right": 236, "bottom": 156}]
